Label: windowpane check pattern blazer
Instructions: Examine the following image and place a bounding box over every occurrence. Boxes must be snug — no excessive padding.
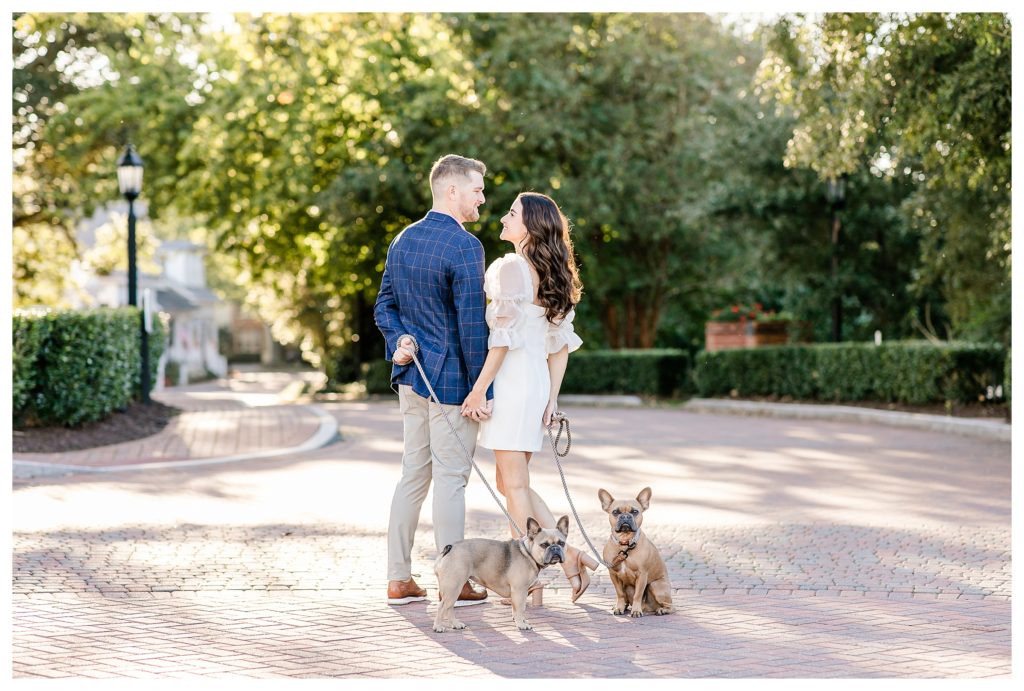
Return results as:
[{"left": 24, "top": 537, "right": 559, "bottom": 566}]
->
[{"left": 373, "top": 211, "right": 490, "bottom": 405}]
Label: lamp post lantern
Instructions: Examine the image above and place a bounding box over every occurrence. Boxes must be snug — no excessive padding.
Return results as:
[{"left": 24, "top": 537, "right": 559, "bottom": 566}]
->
[
  {"left": 826, "top": 176, "right": 846, "bottom": 343},
  {"left": 117, "top": 144, "right": 150, "bottom": 403}
]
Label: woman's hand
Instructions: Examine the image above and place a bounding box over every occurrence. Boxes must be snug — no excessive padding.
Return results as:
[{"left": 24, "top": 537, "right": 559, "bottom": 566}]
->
[
  {"left": 461, "top": 388, "right": 487, "bottom": 419},
  {"left": 543, "top": 399, "right": 558, "bottom": 427}
]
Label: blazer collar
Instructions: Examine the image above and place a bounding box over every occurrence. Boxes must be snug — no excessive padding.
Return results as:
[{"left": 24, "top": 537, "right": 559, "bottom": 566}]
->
[{"left": 425, "top": 210, "right": 464, "bottom": 228}]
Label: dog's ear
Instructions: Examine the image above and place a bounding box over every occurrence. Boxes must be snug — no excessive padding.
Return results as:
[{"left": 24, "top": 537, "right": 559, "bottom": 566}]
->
[
  {"left": 598, "top": 488, "right": 615, "bottom": 512},
  {"left": 526, "top": 517, "right": 541, "bottom": 538},
  {"left": 636, "top": 486, "right": 652, "bottom": 512},
  {"left": 556, "top": 515, "right": 570, "bottom": 538}
]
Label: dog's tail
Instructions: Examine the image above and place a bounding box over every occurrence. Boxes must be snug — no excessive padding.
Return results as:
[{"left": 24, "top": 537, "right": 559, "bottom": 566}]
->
[{"left": 440, "top": 544, "right": 453, "bottom": 559}]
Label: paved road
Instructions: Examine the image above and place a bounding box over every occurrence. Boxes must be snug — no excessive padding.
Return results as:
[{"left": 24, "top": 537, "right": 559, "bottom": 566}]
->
[{"left": 12, "top": 390, "right": 1011, "bottom": 678}]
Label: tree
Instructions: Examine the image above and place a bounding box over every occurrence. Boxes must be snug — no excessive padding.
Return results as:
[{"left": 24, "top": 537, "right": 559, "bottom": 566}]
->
[
  {"left": 450, "top": 13, "right": 760, "bottom": 348},
  {"left": 755, "top": 13, "right": 1011, "bottom": 343},
  {"left": 13, "top": 12, "right": 205, "bottom": 307}
]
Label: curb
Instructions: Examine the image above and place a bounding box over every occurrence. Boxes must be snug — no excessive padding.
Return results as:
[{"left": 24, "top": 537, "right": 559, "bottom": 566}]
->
[
  {"left": 559, "top": 394, "right": 643, "bottom": 407},
  {"left": 12, "top": 404, "right": 340, "bottom": 478},
  {"left": 682, "top": 398, "right": 1011, "bottom": 441}
]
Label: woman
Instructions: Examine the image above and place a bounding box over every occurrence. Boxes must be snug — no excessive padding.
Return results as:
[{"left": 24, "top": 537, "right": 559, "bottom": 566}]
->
[{"left": 460, "top": 192, "right": 599, "bottom": 603}]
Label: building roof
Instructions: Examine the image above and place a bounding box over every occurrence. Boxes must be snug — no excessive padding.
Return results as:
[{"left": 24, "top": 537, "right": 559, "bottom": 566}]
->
[{"left": 156, "top": 287, "right": 198, "bottom": 312}]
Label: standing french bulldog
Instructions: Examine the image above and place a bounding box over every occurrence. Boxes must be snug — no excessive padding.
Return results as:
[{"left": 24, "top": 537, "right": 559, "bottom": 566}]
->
[
  {"left": 433, "top": 515, "right": 569, "bottom": 633},
  {"left": 598, "top": 487, "right": 674, "bottom": 617}
]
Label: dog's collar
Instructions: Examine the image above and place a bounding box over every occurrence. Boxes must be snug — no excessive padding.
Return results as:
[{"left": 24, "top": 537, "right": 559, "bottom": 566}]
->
[{"left": 611, "top": 528, "right": 641, "bottom": 568}]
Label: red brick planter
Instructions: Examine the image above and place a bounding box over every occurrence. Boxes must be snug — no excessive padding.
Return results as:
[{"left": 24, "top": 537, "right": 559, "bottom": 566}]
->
[{"left": 705, "top": 320, "right": 790, "bottom": 352}]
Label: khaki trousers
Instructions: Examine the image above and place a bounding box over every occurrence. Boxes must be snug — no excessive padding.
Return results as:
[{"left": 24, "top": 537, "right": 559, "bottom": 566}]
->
[{"left": 387, "top": 385, "right": 478, "bottom": 581}]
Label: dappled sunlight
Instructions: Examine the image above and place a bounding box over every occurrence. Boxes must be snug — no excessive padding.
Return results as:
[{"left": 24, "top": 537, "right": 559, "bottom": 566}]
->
[
  {"left": 833, "top": 432, "right": 874, "bottom": 444},
  {"left": 363, "top": 438, "right": 405, "bottom": 454},
  {"left": 885, "top": 449, "right": 931, "bottom": 461},
  {"left": 189, "top": 416, "right": 239, "bottom": 432},
  {"left": 781, "top": 426, "right": 845, "bottom": 443}
]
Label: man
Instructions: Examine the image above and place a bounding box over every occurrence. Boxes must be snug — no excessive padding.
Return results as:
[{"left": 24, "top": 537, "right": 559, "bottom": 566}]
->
[{"left": 374, "top": 154, "right": 493, "bottom": 606}]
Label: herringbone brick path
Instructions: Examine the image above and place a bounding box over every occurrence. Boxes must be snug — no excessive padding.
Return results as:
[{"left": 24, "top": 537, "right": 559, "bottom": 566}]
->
[{"left": 11, "top": 384, "right": 1012, "bottom": 678}]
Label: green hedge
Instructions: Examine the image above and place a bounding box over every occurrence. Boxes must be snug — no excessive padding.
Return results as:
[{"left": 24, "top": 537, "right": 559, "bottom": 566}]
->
[
  {"left": 693, "top": 341, "right": 1006, "bottom": 405},
  {"left": 13, "top": 307, "right": 167, "bottom": 427},
  {"left": 362, "top": 348, "right": 690, "bottom": 397},
  {"left": 562, "top": 349, "right": 689, "bottom": 397}
]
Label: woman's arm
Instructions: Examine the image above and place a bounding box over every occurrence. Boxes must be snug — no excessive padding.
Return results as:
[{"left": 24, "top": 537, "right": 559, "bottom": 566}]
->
[
  {"left": 461, "top": 346, "right": 508, "bottom": 419},
  {"left": 544, "top": 345, "right": 569, "bottom": 426}
]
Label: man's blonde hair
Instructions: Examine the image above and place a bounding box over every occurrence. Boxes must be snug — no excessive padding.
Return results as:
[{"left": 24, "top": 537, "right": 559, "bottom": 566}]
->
[{"left": 429, "top": 154, "right": 486, "bottom": 196}]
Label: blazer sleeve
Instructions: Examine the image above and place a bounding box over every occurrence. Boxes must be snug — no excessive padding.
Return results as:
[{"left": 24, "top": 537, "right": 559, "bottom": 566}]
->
[{"left": 373, "top": 247, "right": 408, "bottom": 363}]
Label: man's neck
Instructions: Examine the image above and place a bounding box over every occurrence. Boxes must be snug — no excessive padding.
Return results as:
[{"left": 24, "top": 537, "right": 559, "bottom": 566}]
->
[{"left": 429, "top": 206, "right": 464, "bottom": 226}]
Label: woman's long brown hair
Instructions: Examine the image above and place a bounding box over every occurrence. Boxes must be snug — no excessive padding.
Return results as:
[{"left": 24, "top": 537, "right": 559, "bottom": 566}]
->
[{"left": 518, "top": 192, "right": 583, "bottom": 323}]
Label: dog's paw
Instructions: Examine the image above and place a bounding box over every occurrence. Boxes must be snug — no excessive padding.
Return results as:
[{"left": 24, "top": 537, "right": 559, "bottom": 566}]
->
[
  {"left": 432, "top": 624, "right": 448, "bottom": 633},
  {"left": 516, "top": 620, "right": 533, "bottom": 631},
  {"left": 612, "top": 607, "right": 626, "bottom": 615},
  {"left": 451, "top": 619, "right": 466, "bottom": 630},
  {"left": 655, "top": 607, "right": 674, "bottom": 616},
  {"left": 630, "top": 608, "right": 644, "bottom": 618}
]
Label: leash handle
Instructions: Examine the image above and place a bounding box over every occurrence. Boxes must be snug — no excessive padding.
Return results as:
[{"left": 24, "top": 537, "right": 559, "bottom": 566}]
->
[{"left": 547, "top": 412, "right": 571, "bottom": 457}]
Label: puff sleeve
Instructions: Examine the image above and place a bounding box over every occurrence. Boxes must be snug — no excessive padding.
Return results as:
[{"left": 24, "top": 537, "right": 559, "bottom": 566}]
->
[
  {"left": 546, "top": 307, "right": 583, "bottom": 354},
  {"left": 484, "top": 255, "right": 531, "bottom": 350}
]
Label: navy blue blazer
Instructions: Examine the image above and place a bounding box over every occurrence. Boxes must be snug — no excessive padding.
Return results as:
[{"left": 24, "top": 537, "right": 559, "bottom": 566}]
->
[{"left": 373, "top": 211, "right": 490, "bottom": 405}]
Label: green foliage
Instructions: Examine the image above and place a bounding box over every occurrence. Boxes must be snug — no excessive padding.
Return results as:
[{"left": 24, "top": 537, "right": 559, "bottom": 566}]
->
[
  {"left": 13, "top": 313, "right": 52, "bottom": 414},
  {"left": 363, "top": 359, "right": 395, "bottom": 395},
  {"left": 756, "top": 13, "right": 1011, "bottom": 344},
  {"left": 562, "top": 349, "right": 690, "bottom": 397},
  {"left": 13, "top": 308, "right": 167, "bottom": 426},
  {"left": 693, "top": 341, "right": 1005, "bottom": 405},
  {"left": 1005, "top": 349, "right": 1011, "bottom": 409},
  {"left": 12, "top": 13, "right": 204, "bottom": 307},
  {"left": 16, "top": 12, "right": 1010, "bottom": 381},
  {"left": 450, "top": 14, "right": 758, "bottom": 350}
]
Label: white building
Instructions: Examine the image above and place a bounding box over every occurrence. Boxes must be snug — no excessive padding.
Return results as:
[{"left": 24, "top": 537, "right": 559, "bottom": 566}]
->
[{"left": 67, "top": 204, "right": 229, "bottom": 388}]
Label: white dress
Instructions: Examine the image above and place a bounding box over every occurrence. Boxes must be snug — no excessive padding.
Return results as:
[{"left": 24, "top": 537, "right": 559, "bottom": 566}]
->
[{"left": 477, "top": 253, "right": 583, "bottom": 452}]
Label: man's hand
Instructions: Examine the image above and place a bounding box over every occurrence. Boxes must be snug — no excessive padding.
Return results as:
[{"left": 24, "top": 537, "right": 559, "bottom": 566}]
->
[{"left": 393, "top": 336, "right": 415, "bottom": 365}]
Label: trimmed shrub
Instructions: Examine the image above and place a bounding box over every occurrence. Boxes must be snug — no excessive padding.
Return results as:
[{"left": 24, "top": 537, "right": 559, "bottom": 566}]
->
[
  {"left": 13, "top": 313, "right": 52, "bottom": 415},
  {"left": 693, "top": 341, "right": 1006, "bottom": 406},
  {"left": 361, "top": 348, "right": 690, "bottom": 398},
  {"left": 13, "top": 307, "right": 167, "bottom": 427},
  {"left": 562, "top": 349, "right": 689, "bottom": 397}
]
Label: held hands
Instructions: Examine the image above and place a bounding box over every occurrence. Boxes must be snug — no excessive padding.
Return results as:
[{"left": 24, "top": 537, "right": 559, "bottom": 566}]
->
[
  {"left": 461, "top": 389, "right": 493, "bottom": 422},
  {"left": 393, "top": 336, "right": 415, "bottom": 366}
]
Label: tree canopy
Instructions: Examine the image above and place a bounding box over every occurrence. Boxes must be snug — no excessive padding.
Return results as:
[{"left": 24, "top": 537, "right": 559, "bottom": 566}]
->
[{"left": 13, "top": 12, "right": 1011, "bottom": 382}]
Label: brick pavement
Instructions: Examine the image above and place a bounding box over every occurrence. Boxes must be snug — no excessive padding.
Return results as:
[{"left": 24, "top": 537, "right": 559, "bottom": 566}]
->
[
  {"left": 11, "top": 396, "right": 1012, "bottom": 678},
  {"left": 13, "top": 369, "right": 332, "bottom": 472}
]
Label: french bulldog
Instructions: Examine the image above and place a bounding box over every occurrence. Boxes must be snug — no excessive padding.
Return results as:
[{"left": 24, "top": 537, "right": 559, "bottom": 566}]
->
[
  {"left": 598, "top": 487, "right": 674, "bottom": 617},
  {"left": 433, "top": 515, "right": 569, "bottom": 632}
]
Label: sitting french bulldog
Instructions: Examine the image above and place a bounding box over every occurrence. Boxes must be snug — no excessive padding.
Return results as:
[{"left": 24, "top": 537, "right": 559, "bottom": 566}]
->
[
  {"left": 598, "top": 487, "right": 674, "bottom": 617},
  {"left": 433, "top": 515, "right": 569, "bottom": 633}
]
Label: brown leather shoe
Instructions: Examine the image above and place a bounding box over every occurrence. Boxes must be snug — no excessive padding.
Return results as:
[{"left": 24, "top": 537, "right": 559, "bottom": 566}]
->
[
  {"left": 387, "top": 578, "right": 428, "bottom": 605},
  {"left": 439, "top": 580, "right": 488, "bottom": 607}
]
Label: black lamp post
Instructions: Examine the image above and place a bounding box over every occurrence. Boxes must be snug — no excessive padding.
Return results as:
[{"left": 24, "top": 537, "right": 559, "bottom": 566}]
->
[
  {"left": 117, "top": 144, "right": 150, "bottom": 403},
  {"left": 826, "top": 175, "right": 846, "bottom": 343}
]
